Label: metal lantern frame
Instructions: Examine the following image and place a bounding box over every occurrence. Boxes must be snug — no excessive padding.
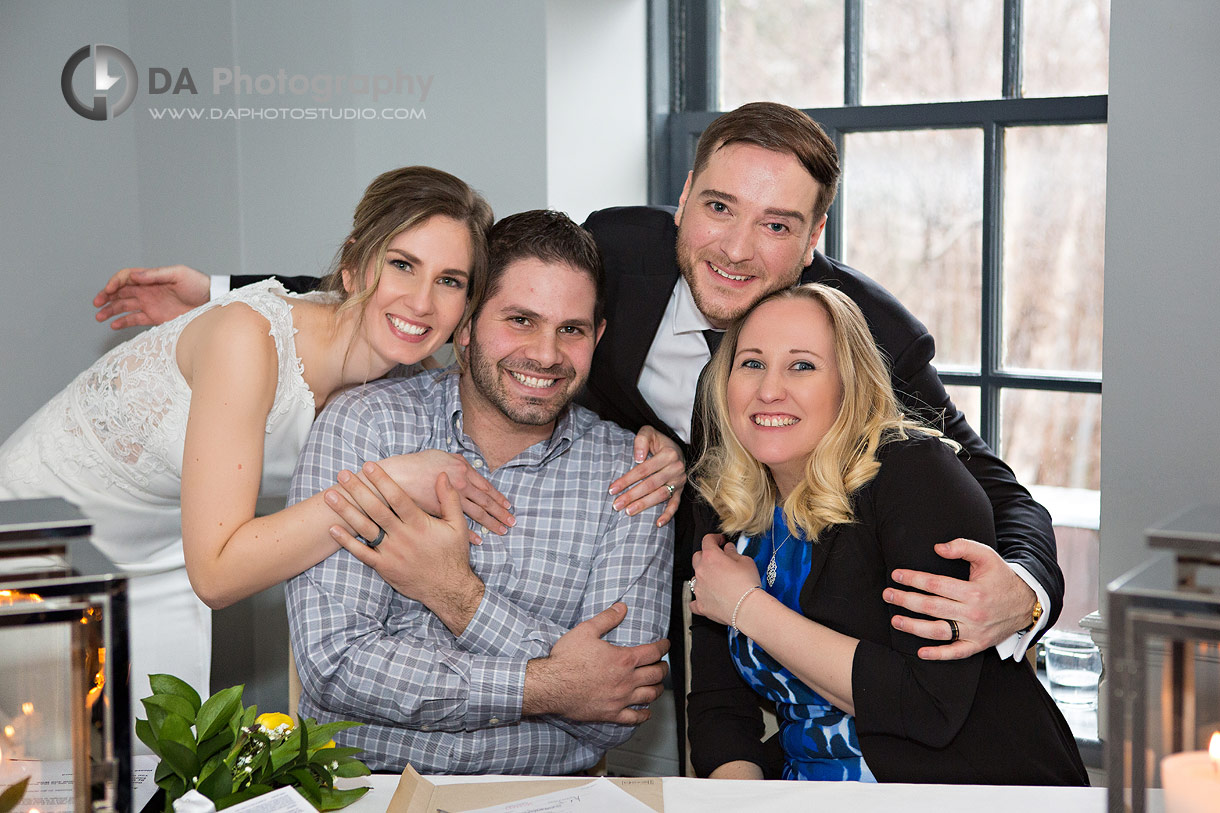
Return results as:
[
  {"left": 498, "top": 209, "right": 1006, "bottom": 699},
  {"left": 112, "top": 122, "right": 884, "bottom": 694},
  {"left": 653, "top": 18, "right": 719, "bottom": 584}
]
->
[
  {"left": 1107, "top": 504, "right": 1220, "bottom": 813},
  {"left": 0, "top": 497, "right": 131, "bottom": 813}
]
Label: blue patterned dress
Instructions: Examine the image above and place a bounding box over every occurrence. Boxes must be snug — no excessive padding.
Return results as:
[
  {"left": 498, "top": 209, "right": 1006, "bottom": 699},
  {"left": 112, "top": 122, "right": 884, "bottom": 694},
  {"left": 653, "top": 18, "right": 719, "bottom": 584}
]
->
[{"left": 727, "top": 507, "right": 877, "bottom": 781}]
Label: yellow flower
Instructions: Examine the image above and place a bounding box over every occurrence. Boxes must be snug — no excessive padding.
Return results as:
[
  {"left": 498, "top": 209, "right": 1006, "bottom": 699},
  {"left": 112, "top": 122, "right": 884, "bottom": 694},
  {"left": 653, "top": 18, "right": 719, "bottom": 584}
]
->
[
  {"left": 255, "top": 712, "right": 295, "bottom": 734},
  {"left": 320, "top": 739, "right": 336, "bottom": 749}
]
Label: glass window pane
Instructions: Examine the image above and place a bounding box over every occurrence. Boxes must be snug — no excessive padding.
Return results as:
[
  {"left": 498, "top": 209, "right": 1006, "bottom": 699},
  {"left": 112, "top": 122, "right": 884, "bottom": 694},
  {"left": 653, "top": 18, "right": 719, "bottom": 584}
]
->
[
  {"left": 862, "top": 0, "right": 1002, "bottom": 105},
  {"left": 842, "top": 129, "right": 983, "bottom": 370},
  {"left": 1022, "top": 0, "right": 1111, "bottom": 98},
  {"left": 719, "top": 0, "right": 844, "bottom": 110},
  {"left": 999, "top": 389, "right": 1100, "bottom": 491},
  {"left": 1049, "top": 525, "right": 1099, "bottom": 634},
  {"left": 944, "top": 384, "right": 980, "bottom": 434},
  {"left": 1001, "top": 125, "right": 1106, "bottom": 375}
]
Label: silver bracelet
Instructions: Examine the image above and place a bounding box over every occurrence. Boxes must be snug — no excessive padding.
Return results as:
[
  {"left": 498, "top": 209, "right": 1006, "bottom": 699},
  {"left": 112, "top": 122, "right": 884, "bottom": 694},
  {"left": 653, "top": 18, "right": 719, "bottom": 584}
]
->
[{"left": 731, "top": 585, "right": 763, "bottom": 632}]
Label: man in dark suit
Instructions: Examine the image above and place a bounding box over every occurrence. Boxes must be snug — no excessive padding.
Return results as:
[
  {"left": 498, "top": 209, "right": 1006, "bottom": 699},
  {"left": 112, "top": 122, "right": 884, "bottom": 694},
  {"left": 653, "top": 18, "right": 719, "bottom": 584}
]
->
[{"left": 93, "top": 103, "right": 1060, "bottom": 769}]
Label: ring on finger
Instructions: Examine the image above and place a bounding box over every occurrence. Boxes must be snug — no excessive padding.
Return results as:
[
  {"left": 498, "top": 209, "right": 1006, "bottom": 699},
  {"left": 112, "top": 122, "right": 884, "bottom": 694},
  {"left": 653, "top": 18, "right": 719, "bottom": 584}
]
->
[
  {"left": 665, "top": 483, "right": 676, "bottom": 496},
  {"left": 689, "top": 577, "right": 696, "bottom": 596},
  {"left": 363, "top": 526, "right": 386, "bottom": 549},
  {"left": 946, "top": 618, "right": 960, "bottom": 643}
]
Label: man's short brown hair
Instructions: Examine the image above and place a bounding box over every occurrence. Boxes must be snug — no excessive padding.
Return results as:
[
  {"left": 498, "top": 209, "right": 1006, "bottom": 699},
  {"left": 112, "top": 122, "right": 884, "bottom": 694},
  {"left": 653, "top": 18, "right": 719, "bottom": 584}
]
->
[{"left": 692, "top": 102, "right": 841, "bottom": 222}]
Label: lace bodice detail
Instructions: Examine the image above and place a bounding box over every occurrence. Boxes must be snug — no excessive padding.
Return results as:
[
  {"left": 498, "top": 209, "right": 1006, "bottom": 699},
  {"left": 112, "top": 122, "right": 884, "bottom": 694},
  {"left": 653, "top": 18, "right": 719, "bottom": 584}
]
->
[{"left": 1, "top": 280, "right": 318, "bottom": 498}]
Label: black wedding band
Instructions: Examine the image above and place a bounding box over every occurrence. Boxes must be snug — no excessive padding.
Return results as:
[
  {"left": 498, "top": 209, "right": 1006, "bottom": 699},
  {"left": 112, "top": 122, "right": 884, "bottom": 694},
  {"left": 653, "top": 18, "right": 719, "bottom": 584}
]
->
[
  {"left": 364, "top": 527, "right": 386, "bottom": 549},
  {"left": 947, "top": 618, "right": 960, "bottom": 643}
]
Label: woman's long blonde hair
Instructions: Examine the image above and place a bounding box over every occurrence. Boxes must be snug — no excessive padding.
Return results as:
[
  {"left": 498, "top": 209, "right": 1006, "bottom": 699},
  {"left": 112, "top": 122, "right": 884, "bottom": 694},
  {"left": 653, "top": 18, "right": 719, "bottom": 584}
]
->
[{"left": 692, "top": 283, "right": 956, "bottom": 541}]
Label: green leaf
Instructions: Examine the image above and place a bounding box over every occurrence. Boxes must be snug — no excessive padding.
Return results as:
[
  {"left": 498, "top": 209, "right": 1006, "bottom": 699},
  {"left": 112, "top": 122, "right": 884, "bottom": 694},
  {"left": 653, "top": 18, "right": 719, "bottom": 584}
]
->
[
  {"left": 159, "top": 712, "right": 196, "bottom": 753},
  {"left": 308, "top": 746, "right": 362, "bottom": 764},
  {"left": 143, "top": 694, "right": 197, "bottom": 726},
  {"left": 215, "top": 784, "right": 273, "bottom": 810},
  {"left": 316, "top": 785, "right": 370, "bottom": 811},
  {"left": 198, "top": 729, "right": 235, "bottom": 764},
  {"left": 331, "top": 759, "right": 371, "bottom": 779},
  {"left": 141, "top": 701, "right": 171, "bottom": 739},
  {"left": 149, "top": 674, "right": 202, "bottom": 713},
  {"left": 159, "top": 740, "right": 200, "bottom": 783},
  {"left": 301, "top": 720, "right": 361, "bottom": 747},
  {"left": 240, "top": 704, "right": 258, "bottom": 729},
  {"left": 136, "top": 718, "right": 164, "bottom": 759},
  {"left": 197, "top": 760, "right": 233, "bottom": 801},
  {"left": 153, "top": 760, "right": 176, "bottom": 783},
  {"left": 287, "top": 768, "right": 321, "bottom": 804},
  {"left": 0, "top": 777, "right": 30, "bottom": 813},
  {"left": 196, "top": 685, "right": 245, "bottom": 742}
]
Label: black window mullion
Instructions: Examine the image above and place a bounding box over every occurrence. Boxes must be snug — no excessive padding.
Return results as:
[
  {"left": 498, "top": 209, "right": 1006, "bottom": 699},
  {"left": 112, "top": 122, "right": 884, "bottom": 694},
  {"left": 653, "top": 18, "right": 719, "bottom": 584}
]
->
[
  {"left": 979, "top": 121, "right": 1004, "bottom": 448},
  {"left": 1003, "top": 0, "right": 1024, "bottom": 98},
  {"left": 844, "top": 0, "right": 863, "bottom": 107}
]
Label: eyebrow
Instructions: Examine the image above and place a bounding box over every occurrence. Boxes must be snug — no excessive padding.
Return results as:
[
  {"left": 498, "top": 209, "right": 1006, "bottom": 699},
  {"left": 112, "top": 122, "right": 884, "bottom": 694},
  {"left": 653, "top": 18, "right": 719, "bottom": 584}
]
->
[
  {"left": 699, "top": 189, "right": 808, "bottom": 225},
  {"left": 503, "top": 305, "right": 595, "bottom": 332},
  {"left": 735, "top": 346, "right": 827, "bottom": 363}
]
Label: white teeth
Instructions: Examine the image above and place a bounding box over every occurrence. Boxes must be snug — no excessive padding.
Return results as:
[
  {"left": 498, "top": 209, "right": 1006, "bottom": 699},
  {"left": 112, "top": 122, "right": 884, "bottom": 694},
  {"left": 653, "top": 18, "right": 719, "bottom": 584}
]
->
[
  {"left": 388, "top": 314, "right": 427, "bottom": 335},
  {"left": 510, "top": 371, "right": 557, "bottom": 389},
  {"left": 711, "top": 263, "right": 749, "bottom": 282},
  {"left": 753, "top": 415, "right": 798, "bottom": 427}
]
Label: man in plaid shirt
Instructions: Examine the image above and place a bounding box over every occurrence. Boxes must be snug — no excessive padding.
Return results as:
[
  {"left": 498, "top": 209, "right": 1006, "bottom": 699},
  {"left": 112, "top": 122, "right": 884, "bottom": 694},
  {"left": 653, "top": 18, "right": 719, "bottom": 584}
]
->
[{"left": 286, "top": 210, "right": 673, "bottom": 774}]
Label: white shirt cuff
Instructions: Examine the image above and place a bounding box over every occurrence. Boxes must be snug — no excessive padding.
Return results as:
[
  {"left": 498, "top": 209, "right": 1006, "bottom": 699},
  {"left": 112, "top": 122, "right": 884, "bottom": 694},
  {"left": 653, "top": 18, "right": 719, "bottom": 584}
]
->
[
  {"left": 209, "top": 274, "right": 231, "bottom": 301},
  {"left": 994, "top": 562, "right": 1051, "bottom": 662}
]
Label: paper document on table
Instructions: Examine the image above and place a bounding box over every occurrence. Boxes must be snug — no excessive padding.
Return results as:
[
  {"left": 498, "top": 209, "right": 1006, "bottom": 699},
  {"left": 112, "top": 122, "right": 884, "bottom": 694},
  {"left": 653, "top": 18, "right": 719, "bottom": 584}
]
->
[{"left": 459, "top": 778, "right": 654, "bottom": 813}]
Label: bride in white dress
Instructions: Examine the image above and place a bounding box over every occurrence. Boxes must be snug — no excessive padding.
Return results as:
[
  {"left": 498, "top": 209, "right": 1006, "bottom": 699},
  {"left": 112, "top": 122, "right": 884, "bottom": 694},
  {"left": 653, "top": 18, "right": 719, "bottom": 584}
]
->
[{"left": 0, "top": 166, "right": 508, "bottom": 704}]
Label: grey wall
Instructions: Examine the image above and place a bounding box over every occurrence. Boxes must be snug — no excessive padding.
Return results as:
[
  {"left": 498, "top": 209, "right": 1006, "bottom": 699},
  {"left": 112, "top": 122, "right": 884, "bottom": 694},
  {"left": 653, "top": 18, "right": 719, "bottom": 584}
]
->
[
  {"left": 1100, "top": 1, "right": 1220, "bottom": 589},
  {"left": 0, "top": 0, "right": 550, "bottom": 441}
]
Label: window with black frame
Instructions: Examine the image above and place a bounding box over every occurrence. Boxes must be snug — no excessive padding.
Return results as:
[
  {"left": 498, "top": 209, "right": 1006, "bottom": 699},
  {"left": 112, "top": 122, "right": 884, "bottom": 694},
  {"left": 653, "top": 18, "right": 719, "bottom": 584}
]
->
[{"left": 658, "top": 0, "right": 1108, "bottom": 636}]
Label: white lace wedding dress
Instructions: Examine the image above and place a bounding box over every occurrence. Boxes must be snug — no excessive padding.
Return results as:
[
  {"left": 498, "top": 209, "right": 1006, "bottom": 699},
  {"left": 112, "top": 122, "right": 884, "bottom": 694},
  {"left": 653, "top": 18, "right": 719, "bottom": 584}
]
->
[{"left": 0, "top": 280, "right": 319, "bottom": 706}]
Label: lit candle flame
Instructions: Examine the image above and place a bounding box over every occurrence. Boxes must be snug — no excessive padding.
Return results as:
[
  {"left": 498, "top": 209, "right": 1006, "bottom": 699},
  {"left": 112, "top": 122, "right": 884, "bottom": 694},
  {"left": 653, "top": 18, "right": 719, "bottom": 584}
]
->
[
  {"left": 3, "top": 726, "right": 13, "bottom": 738},
  {"left": 21, "top": 702, "right": 33, "bottom": 716},
  {"left": 1210, "top": 731, "right": 1220, "bottom": 762}
]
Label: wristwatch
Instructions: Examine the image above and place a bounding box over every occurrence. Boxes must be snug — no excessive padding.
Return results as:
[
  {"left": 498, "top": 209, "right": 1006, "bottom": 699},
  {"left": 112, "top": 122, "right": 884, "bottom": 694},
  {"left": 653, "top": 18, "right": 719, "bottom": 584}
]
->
[{"left": 1023, "top": 599, "right": 1044, "bottom": 632}]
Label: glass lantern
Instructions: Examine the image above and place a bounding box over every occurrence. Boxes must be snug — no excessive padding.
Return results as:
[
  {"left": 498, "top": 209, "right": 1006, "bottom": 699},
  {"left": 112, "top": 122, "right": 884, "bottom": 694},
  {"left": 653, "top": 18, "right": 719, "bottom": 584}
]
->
[
  {"left": 1107, "top": 504, "right": 1220, "bottom": 813},
  {"left": 0, "top": 497, "right": 130, "bottom": 813}
]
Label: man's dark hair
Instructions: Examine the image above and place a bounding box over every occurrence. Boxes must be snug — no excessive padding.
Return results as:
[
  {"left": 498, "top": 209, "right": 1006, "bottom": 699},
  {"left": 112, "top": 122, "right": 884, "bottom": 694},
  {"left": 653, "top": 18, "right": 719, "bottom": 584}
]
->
[
  {"left": 692, "top": 101, "right": 841, "bottom": 221},
  {"left": 457, "top": 210, "right": 605, "bottom": 344}
]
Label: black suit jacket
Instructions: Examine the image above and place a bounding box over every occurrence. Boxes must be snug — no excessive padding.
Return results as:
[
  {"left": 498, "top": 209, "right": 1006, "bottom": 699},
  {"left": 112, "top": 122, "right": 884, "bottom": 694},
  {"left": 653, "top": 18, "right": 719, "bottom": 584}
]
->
[{"left": 580, "top": 205, "right": 1063, "bottom": 627}]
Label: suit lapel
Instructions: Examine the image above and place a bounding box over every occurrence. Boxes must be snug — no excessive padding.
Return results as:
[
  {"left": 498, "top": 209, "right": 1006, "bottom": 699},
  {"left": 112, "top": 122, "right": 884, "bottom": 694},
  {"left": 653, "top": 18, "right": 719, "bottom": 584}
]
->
[{"left": 601, "top": 271, "right": 678, "bottom": 438}]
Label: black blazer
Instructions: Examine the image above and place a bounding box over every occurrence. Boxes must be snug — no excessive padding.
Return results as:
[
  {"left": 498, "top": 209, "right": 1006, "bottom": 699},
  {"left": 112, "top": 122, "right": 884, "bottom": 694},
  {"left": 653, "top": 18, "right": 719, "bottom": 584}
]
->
[
  {"left": 580, "top": 206, "right": 1063, "bottom": 626},
  {"left": 686, "top": 436, "right": 1087, "bottom": 785}
]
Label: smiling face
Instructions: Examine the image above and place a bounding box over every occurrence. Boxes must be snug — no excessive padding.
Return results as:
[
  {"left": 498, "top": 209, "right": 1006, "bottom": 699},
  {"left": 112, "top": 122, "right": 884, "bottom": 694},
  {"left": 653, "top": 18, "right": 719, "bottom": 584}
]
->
[
  {"left": 675, "top": 142, "right": 827, "bottom": 329},
  {"left": 727, "top": 296, "right": 844, "bottom": 498},
  {"left": 458, "top": 257, "right": 604, "bottom": 435},
  {"left": 344, "top": 215, "right": 474, "bottom": 370}
]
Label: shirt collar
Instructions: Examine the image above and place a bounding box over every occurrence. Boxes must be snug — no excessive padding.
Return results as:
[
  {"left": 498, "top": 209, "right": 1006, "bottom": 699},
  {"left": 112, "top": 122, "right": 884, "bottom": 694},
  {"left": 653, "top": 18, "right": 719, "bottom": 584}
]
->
[{"left": 672, "top": 276, "right": 719, "bottom": 336}]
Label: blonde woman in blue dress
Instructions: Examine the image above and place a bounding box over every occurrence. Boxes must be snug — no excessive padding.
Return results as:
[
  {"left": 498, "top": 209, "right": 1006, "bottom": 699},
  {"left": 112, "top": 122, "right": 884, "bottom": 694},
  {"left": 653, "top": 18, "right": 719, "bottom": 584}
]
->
[{"left": 0, "top": 167, "right": 509, "bottom": 706}]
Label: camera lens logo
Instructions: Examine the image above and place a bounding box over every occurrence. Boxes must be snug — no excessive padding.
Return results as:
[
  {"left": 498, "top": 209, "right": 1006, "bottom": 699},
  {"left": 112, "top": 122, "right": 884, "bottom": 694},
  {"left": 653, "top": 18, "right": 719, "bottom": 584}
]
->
[{"left": 61, "top": 45, "right": 138, "bottom": 120}]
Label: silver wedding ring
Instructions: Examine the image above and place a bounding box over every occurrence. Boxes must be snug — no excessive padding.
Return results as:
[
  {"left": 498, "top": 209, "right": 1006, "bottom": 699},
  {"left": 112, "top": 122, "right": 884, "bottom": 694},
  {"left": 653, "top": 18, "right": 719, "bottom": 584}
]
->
[
  {"left": 689, "top": 577, "right": 697, "bottom": 595},
  {"left": 364, "top": 527, "right": 386, "bottom": 549},
  {"left": 665, "top": 483, "right": 676, "bottom": 496}
]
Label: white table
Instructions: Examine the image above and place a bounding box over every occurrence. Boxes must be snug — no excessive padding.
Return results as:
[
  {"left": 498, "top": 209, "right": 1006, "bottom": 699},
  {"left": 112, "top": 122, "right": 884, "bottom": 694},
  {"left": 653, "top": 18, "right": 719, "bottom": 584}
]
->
[{"left": 341, "top": 773, "right": 1160, "bottom": 813}]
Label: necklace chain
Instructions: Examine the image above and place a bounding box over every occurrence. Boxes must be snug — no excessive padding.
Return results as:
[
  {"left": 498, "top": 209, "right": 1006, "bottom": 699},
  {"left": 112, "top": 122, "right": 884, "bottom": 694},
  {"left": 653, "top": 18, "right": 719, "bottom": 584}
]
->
[{"left": 766, "top": 529, "right": 793, "bottom": 587}]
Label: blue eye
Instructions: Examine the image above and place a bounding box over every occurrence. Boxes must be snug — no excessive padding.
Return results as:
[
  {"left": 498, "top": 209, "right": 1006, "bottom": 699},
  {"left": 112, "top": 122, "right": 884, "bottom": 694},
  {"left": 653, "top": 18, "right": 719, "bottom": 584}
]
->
[
  {"left": 792, "top": 360, "right": 815, "bottom": 371},
  {"left": 740, "top": 359, "right": 764, "bottom": 370},
  {"left": 439, "top": 275, "right": 465, "bottom": 289},
  {"left": 709, "top": 201, "right": 728, "bottom": 213},
  {"left": 766, "top": 222, "right": 789, "bottom": 234}
]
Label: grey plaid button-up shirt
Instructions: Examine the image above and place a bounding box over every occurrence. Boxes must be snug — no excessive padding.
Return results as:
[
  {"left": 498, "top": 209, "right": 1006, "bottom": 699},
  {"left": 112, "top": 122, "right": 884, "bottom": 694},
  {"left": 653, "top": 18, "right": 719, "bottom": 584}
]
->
[{"left": 286, "top": 368, "right": 673, "bottom": 774}]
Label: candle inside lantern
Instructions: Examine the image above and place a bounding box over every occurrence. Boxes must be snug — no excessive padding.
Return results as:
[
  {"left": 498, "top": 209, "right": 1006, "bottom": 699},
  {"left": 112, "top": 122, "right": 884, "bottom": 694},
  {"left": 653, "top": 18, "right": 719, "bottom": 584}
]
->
[{"left": 1161, "top": 731, "right": 1220, "bottom": 813}]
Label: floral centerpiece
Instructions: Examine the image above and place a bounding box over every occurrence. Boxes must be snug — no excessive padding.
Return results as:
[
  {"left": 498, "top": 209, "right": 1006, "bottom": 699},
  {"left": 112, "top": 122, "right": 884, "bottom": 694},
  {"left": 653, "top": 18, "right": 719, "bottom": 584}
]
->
[{"left": 137, "top": 675, "right": 370, "bottom": 811}]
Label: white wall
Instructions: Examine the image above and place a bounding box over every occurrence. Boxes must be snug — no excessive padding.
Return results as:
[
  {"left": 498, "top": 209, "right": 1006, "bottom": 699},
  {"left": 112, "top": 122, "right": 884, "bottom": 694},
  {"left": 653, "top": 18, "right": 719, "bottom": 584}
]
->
[
  {"left": 0, "top": 0, "right": 645, "bottom": 711},
  {"left": 0, "top": 0, "right": 649, "bottom": 437},
  {"left": 1100, "top": 1, "right": 1220, "bottom": 589}
]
